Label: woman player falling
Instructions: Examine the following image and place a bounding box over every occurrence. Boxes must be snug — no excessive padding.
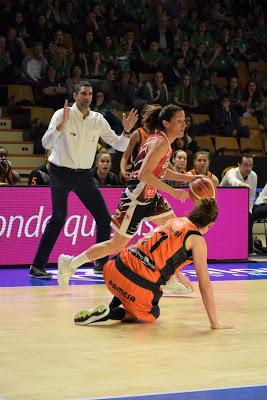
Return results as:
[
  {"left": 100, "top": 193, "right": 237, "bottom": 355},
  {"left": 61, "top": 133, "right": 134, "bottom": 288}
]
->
[{"left": 74, "top": 198, "right": 233, "bottom": 329}]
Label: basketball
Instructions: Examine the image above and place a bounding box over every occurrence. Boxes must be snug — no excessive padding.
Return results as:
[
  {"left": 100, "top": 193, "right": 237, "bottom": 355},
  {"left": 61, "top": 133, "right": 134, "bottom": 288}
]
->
[{"left": 189, "top": 176, "right": 216, "bottom": 202}]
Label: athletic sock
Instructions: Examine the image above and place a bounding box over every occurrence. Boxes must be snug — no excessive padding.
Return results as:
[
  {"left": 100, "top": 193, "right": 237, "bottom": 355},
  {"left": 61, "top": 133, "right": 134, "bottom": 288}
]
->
[
  {"left": 97, "top": 307, "right": 126, "bottom": 322},
  {"left": 109, "top": 307, "right": 126, "bottom": 320},
  {"left": 109, "top": 296, "right": 122, "bottom": 310},
  {"left": 70, "top": 252, "right": 89, "bottom": 270}
]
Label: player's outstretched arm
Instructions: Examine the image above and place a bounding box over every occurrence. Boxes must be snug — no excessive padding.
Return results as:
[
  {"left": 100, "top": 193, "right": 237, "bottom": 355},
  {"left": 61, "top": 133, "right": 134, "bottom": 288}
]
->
[
  {"left": 190, "top": 235, "right": 233, "bottom": 329},
  {"left": 165, "top": 169, "right": 203, "bottom": 182}
]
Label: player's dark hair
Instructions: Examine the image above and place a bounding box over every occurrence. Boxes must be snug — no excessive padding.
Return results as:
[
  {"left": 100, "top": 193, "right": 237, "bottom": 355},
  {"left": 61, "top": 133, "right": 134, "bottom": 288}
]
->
[
  {"left": 73, "top": 80, "right": 92, "bottom": 94},
  {"left": 142, "top": 104, "right": 183, "bottom": 132},
  {"left": 187, "top": 198, "right": 218, "bottom": 227},
  {"left": 238, "top": 153, "right": 253, "bottom": 164}
]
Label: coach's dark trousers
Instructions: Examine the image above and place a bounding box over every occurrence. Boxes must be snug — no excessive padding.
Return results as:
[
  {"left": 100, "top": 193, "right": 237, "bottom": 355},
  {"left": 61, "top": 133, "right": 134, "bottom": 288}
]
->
[{"left": 33, "top": 163, "right": 111, "bottom": 268}]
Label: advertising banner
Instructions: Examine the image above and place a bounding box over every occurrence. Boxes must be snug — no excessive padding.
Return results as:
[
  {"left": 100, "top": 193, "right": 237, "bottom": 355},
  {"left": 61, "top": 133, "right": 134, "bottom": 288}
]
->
[{"left": 0, "top": 187, "right": 248, "bottom": 265}]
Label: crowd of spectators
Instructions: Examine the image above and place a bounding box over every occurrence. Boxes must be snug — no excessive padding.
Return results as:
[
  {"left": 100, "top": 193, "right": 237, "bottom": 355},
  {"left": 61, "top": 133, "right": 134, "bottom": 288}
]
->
[
  {"left": 0, "top": 0, "right": 266, "bottom": 131},
  {"left": 0, "top": 0, "right": 267, "bottom": 253}
]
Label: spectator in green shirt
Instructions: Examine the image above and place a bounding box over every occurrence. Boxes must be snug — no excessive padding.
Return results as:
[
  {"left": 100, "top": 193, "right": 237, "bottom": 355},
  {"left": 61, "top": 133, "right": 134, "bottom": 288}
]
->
[
  {"left": 189, "top": 55, "right": 206, "bottom": 84},
  {"left": 190, "top": 21, "right": 213, "bottom": 50},
  {"left": 143, "top": 40, "right": 170, "bottom": 72},
  {"left": 88, "top": 50, "right": 107, "bottom": 79},
  {"left": 176, "top": 39, "right": 193, "bottom": 64},
  {"left": 100, "top": 35, "right": 119, "bottom": 68},
  {"left": 182, "top": 9, "right": 199, "bottom": 34},
  {"left": 206, "top": 41, "right": 237, "bottom": 80},
  {"left": 219, "top": 26, "right": 234, "bottom": 55},
  {"left": 121, "top": 2, "right": 148, "bottom": 24},
  {"left": 231, "top": 27, "right": 251, "bottom": 63},
  {"left": 170, "top": 16, "right": 188, "bottom": 52},
  {"left": 222, "top": 76, "right": 244, "bottom": 115},
  {"left": 75, "top": 30, "right": 99, "bottom": 60},
  {"left": 173, "top": 73, "right": 198, "bottom": 112},
  {"left": 194, "top": 43, "right": 208, "bottom": 66},
  {"left": 196, "top": 75, "right": 218, "bottom": 114},
  {"left": 168, "top": 55, "right": 190, "bottom": 88},
  {"left": 117, "top": 29, "right": 145, "bottom": 73}
]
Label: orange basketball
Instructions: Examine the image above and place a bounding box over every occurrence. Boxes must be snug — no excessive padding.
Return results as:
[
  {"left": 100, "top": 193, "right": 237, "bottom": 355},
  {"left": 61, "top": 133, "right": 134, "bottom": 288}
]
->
[{"left": 189, "top": 176, "right": 216, "bottom": 202}]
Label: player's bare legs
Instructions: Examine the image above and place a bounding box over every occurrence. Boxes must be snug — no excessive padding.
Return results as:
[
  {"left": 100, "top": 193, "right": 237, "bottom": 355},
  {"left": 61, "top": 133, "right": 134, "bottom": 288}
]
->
[{"left": 58, "top": 232, "right": 129, "bottom": 288}]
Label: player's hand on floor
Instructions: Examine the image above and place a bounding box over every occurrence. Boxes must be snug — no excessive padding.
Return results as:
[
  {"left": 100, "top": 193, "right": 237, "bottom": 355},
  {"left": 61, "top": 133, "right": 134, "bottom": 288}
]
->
[
  {"left": 210, "top": 324, "right": 234, "bottom": 329},
  {"left": 176, "top": 273, "right": 194, "bottom": 292}
]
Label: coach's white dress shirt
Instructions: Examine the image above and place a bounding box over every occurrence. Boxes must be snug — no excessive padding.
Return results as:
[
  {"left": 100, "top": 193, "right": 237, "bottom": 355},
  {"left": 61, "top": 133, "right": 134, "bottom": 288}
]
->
[
  {"left": 42, "top": 103, "right": 129, "bottom": 169},
  {"left": 255, "top": 183, "right": 267, "bottom": 205},
  {"left": 220, "top": 167, "right": 257, "bottom": 213}
]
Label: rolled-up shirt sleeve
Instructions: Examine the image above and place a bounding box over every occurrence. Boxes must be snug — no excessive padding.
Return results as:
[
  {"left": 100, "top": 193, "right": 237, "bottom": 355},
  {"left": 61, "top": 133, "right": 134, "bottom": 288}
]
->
[
  {"left": 42, "top": 109, "right": 64, "bottom": 150},
  {"left": 99, "top": 114, "right": 130, "bottom": 151}
]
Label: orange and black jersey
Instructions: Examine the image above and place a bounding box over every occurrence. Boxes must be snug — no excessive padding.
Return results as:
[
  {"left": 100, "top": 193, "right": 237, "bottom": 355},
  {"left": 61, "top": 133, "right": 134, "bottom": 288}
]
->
[
  {"left": 189, "top": 168, "right": 213, "bottom": 178},
  {"left": 117, "top": 217, "right": 202, "bottom": 286},
  {"left": 132, "top": 127, "right": 150, "bottom": 160}
]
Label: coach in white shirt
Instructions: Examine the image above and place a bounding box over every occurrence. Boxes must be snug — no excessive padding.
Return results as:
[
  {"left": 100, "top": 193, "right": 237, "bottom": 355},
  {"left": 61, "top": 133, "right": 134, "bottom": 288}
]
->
[
  {"left": 29, "top": 81, "right": 138, "bottom": 279},
  {"left": 220, "top": 153, "right": 258, "bottom": 254},
  {"left": 253, "top": 183, "right": 267, "bottom": 220}
]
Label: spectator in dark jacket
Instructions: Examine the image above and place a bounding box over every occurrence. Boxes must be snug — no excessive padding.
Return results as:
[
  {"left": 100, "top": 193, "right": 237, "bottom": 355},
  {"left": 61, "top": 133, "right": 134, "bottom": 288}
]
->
[
  {"left": 28, "top": 150, "right": 51, "bottom": 185},
  {"left": 146, "top": 14, "right": 175, "bottom": 56},
  {"left": 211, "top": 95, "right": 249, "bottom": 137},
  {"left": 91, "top": 151, "right": 120, "bottom": 186}
]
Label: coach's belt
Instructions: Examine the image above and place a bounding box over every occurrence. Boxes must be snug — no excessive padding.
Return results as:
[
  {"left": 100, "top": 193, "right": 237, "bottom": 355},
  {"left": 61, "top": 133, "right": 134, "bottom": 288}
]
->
[{"left": 50, "top": 163, "right": 90, "bottom": 173}]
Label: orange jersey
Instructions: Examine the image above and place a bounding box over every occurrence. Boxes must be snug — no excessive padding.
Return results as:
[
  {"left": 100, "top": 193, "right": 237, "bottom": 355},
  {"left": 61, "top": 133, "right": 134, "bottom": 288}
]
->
[
  {"left": 131, "top": 127, "right": 150, "bottom": 160},
  {"left": 104, "top": 217, "right": 202, "bottom": 321},
  {"left": 118, "top": 217, "right": 202, "bottom": 285},
  {"left": 189, "top": 168, "right": 213, "bottom": 178}
]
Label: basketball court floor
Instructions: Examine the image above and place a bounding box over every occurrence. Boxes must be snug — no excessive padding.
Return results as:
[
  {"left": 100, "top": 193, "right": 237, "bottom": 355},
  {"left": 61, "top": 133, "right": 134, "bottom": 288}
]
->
[{"left": 0, "top": 260, "right": 267, "bottom": 400}]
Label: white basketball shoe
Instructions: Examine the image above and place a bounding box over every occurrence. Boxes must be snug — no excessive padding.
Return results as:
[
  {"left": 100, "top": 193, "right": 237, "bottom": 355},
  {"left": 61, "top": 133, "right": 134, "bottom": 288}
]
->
[
  {"left": 58, "top": 254, "right": 75, "bottom": 289},
  {"left": 164, "top": 275, "right": 193, "bottom": 295}
]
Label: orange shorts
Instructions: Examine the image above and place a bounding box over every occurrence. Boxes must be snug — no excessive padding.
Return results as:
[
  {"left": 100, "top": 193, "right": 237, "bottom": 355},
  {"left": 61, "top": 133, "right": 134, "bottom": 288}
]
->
[{"left": 103, "top": 259, "right": 162, "bottom": 322}]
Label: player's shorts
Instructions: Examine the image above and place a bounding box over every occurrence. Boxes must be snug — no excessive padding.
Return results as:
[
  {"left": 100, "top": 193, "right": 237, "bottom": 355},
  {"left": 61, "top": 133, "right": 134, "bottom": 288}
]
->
[
  {"left": 103, "top": 258, "right": 163, "bottom": 322},
  {"left": 110, "top": 191, "right": 173, "bottom": 238}
]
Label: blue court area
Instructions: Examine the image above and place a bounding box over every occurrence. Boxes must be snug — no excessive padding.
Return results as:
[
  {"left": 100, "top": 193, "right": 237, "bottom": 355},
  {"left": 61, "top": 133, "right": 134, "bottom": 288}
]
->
[
  {"left": 81, "top": 385, "right": 267, "bottom": 400},
  {"left": 82, "top": 385, "right": 267, "bottom": 400},
  {"left": 0, "top": 261, "right": 267, "bottom": 287}
]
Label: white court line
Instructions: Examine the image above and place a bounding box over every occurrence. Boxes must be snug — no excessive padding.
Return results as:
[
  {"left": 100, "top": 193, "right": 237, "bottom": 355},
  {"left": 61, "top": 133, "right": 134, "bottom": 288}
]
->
[
  {"left": 68, "top": 383, "right": 267, "bottom": 400},
  {"left": 1, "top": 292, "right": 267, "bottom": 302}
]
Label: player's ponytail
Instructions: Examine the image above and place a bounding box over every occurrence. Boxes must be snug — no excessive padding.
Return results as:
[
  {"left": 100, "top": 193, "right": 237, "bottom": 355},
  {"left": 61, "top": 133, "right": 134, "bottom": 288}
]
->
[
  {"left": 141, "top": 104, "right": 161, "bottom": 133},
  {"left": 187, "top": 198, "right": 218, "bottom": 228},
  {"left": 142, "top": 104, "right": 184, "bottom": 132}
]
